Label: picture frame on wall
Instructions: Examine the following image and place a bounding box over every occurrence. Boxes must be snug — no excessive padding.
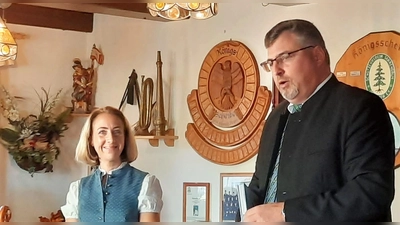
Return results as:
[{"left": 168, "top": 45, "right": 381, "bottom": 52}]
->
[
  {"left": 220, "top": 173, "right": 253, "bottom": 222},
  {"left": 183, "top": 182, "right": 210, "bottom": 222}
]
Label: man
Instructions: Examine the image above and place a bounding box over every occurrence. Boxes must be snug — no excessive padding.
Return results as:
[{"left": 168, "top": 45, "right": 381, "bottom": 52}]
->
[{"left": 243, "top": 19, "right": 395, "bottom": 222}]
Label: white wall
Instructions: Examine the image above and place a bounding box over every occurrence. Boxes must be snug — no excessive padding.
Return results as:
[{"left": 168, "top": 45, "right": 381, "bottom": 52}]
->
[
  {"left": 0, "top": 24, "right": 90, "bottom": 221},
  {"left": 0, "top": 1, "right": 399, "bottom": 222}
]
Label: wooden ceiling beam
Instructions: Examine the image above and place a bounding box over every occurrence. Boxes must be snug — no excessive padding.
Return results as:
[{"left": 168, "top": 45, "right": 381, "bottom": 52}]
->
[
  {"left": 5, "top": 4, "right": 93, "bottom": 33},
  {"left": 20, "top": 3, "right": 167, "bottom": 22},
  {"left": 93, "top": 3, "right": 149, "bottom": 13}
]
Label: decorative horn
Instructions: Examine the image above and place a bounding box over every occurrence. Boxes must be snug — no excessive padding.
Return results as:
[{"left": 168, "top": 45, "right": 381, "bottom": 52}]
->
[
  {"left": 152, "top": 51, "right": 167, "bottom": 136},
  {"left": 135, "top": 75, "right": 154, "bottom": 135}
]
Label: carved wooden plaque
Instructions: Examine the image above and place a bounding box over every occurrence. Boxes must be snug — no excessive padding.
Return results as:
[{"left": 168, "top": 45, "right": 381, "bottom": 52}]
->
[
  {"left": 334, "top": 31, "right": 400, "bottom": 169},
  {"left": 186, "top": 40, "right": 271, "bottom": 165}
]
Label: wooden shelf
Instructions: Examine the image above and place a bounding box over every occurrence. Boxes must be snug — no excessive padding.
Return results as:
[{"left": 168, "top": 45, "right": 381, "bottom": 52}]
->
[
  {"left": 70, "top": 113, "right": 91, "bottom": 117},
  {"left": 134, "top": 129, "right": 178, "bottom": 147},
  {"left": 66, "top": 111, "right": 178, "bottom": 147},
  {"left": 66, "top": 113, "right": 90, "bottom": 123}
]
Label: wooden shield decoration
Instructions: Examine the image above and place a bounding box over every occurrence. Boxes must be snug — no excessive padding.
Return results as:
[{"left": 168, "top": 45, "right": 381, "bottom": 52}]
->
[
  {"left": 334, "top": 31, "right": 400, "bottom": 169},
  {"left": 186, "top": 40, "right": 271, "bottom": 165}
]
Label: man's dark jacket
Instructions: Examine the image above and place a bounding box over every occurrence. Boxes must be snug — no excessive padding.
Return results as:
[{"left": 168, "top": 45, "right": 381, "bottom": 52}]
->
[{"left": 245, "top": 76, "right": 395, "bottom": 222}]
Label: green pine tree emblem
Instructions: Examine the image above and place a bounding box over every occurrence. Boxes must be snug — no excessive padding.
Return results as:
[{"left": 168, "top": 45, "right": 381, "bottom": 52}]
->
[
  {"left": 365, "top": 53, "right": 395, "bottom": 100},
  {"left": 373, "top": 61, "right": 386, "bottom": 93}
]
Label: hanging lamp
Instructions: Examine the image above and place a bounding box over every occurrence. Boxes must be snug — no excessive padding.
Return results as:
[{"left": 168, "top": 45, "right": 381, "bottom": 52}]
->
[
  {"left": 0, "top": 3, "right": 17, "bottom": 66},
  {"left": 147, "top": 3, "right": 218, "bottom": 21}
]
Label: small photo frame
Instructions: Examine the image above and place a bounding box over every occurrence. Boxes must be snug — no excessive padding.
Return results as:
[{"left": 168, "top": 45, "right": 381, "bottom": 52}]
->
[
  {"left": 220, "top": 173, "right": 253, "bottom": 222},
  {"left": 183, "top": 182, "right": 210, "bottom": 222}
]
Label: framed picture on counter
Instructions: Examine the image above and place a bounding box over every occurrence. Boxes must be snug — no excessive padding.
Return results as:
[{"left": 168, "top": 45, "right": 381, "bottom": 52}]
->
[
  {"left": 220, "top": 173, "right": 253, "bottom": 222},
  {"left": 183, "top": 182, "right": 210, "bottom": 222}
]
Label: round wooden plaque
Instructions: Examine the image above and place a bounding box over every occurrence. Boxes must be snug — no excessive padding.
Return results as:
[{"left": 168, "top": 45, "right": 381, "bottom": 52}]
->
[
  {"left": 186, "top": 40, "right": 271, "bottom": 165},
  {"left": 334, "top": 31, "right": 400, "bottom": 169}
]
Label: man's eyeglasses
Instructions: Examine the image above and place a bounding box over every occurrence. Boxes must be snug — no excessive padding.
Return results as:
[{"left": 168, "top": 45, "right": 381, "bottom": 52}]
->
[{"left": 260, "top": 45, "right": 316, "bottom": 72}]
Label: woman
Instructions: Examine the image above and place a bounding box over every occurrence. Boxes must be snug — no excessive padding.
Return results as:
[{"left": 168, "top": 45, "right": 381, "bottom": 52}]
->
[{"left": 61, "top": 106, "right": 163, "bottom": 222}]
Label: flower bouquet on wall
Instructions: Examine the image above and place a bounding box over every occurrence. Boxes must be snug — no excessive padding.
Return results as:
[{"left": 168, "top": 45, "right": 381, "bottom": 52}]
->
[{"left": 0, "top": 87, "right": 71, "bottom": 176}]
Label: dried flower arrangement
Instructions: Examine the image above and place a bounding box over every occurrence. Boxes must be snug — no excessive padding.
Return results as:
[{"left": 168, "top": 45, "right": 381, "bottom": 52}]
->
[{"left": 0, "top": 87, "right": 71, "bottom": 176}]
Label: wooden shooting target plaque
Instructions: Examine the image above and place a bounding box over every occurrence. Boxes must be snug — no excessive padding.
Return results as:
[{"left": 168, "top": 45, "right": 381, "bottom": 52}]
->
[
  {"left": 186, "top": 40, "right": 271, "bottom": 165},
  {"left": 334, "top": 31, "right": 400, "bottom": 169}
]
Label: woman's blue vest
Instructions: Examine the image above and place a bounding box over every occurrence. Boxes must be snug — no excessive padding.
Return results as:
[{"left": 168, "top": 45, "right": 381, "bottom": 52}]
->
[{"left": 78, "top": 164, "right": 147, "bottom": 222}]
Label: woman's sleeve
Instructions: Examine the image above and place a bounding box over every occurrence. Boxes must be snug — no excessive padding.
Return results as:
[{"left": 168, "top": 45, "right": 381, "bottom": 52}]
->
[
  {"left": 60, "top": 180, "right": 80, "bottom": 219},
  {"left": 138, "top": 174, "right": 163, "bottom": 213}
]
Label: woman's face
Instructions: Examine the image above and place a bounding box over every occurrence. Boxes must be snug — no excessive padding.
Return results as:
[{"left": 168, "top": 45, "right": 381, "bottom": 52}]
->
[{"left": 91, "top": 113, "right": 125, "bottom": 164}]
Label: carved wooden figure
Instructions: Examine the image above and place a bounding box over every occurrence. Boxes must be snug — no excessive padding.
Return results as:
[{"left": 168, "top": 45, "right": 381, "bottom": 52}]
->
[
  {"left": 71, "top": 44, "right": 104, "bottom": 113},
  {"left": 0, "top": 205, "right": 11, "bottom": 222},
  {"left": 38, "top": 210, "right": 65, "bottom": 222}
]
